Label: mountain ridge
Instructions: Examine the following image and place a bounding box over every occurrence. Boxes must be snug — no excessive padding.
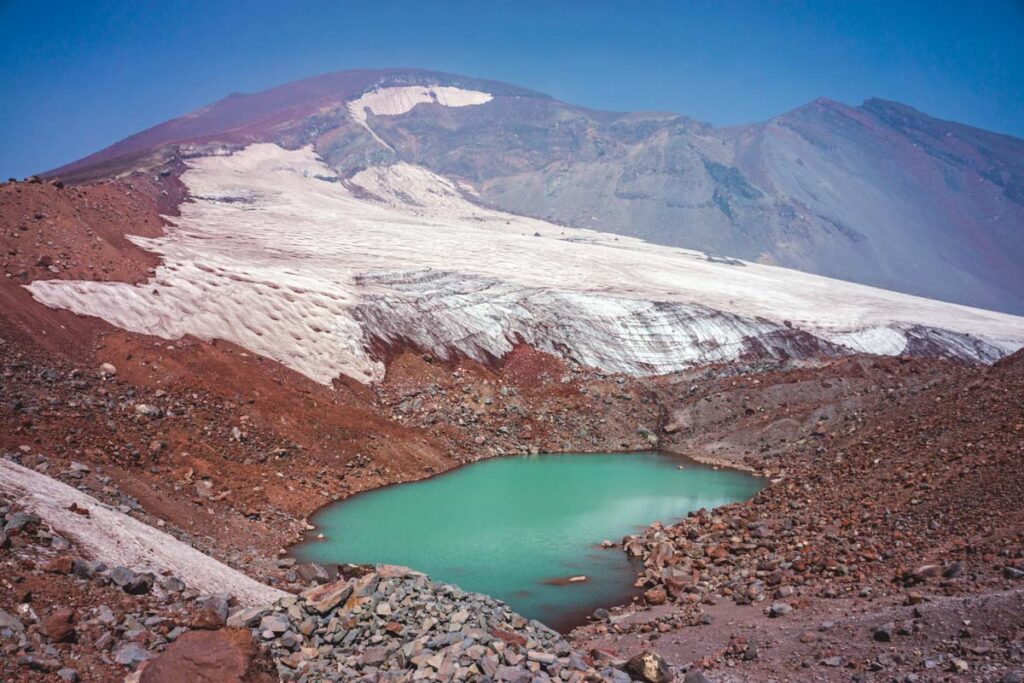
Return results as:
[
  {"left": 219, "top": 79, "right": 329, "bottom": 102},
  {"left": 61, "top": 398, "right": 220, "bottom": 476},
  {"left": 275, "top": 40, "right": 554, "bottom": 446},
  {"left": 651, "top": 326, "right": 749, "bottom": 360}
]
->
[{"left": 43, "top": 68, "right": 1024, "bottom": 315}]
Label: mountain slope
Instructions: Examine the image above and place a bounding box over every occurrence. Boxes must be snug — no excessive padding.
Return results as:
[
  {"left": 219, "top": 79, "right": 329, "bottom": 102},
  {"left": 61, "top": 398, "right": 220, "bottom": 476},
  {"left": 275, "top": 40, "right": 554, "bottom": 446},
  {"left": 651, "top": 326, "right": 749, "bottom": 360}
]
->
[
  {"left": 46, "top": 69, "right": 1024, "bottom": 314},
  {"left": 27, "top": 144, "right": 1024, "bottom": 386}
]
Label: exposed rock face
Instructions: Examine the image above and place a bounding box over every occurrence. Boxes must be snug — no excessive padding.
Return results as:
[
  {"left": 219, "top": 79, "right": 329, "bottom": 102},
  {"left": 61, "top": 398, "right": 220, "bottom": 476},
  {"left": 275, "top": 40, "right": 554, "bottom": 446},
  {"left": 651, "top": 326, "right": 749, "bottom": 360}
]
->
[
  {"left": 139, "top": 628, "right": 277, "bottom": 683},
  {"left": 47, "top": 68, "right": 1024, "bottom": 314}
]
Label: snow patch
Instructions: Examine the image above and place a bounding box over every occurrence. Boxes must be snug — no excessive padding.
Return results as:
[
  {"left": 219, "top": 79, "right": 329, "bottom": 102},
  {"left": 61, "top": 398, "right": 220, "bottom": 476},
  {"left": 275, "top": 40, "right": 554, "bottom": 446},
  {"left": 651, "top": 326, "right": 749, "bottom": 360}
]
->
[
  {"left": 0, "top": 459, "right": 287, "bottom": 607},
  {"left": 348, "top": 85, "right": 493, "bottom": 150},
  {"left": 25, "top": 144, "right": 1024, "bottom": 385}
]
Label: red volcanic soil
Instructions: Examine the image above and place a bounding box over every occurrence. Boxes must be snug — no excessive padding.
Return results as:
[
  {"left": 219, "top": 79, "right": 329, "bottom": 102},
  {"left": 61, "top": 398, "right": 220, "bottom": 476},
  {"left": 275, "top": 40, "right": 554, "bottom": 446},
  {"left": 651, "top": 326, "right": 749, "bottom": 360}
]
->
[{"left": 574, "top": 351, "right": 1024, "bottom": 681}]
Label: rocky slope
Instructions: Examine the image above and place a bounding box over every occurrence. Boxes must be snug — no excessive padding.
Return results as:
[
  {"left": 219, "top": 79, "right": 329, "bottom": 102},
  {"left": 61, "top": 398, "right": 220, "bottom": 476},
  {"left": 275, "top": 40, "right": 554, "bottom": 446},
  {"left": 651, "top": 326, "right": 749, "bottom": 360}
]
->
[
  {"left": 46, "top": 68, "right": 1024, "bottom": 314},
  {"left": 573, "top": 351, "right": 1024, "bottom": 681}
]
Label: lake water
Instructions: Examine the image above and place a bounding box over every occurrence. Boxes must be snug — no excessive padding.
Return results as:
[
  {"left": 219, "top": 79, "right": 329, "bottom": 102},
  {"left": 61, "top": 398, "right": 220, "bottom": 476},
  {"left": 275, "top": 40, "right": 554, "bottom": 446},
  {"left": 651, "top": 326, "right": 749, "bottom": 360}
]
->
[{"left": 293, "top": 451, "right": 762, "bottom": 630}]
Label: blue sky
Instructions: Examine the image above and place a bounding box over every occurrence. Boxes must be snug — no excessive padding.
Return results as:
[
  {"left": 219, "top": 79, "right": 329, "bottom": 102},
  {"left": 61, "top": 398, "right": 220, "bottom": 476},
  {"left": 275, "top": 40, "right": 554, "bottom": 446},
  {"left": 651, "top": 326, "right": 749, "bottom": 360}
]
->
[{"left": 1, "top": 0, "right": 1022, "bottom": 178}]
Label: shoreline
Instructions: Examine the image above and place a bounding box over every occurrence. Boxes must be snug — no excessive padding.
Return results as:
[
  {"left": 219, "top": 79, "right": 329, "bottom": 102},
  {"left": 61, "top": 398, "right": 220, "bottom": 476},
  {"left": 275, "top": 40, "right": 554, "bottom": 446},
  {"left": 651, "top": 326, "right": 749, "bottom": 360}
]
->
[{"left": 287, "top": 448, "right": 766, "bottom": 633}]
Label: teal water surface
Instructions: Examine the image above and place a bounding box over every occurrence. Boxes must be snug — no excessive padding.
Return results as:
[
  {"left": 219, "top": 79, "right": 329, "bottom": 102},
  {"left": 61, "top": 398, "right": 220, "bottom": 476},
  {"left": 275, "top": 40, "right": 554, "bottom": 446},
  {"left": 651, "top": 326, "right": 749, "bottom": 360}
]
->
[{"left": 294, "top": 451, "right": 761, "bottom": 630}]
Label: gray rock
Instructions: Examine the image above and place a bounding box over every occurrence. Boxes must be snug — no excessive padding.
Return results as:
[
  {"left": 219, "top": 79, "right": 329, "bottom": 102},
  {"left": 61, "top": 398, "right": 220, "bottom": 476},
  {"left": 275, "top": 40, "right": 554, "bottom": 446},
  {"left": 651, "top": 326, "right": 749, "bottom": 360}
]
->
[
  {"left": 4, "top": 511, "right": 40, "bottom": 533},
  {"left": 134, "top": 404, "right": 162, "bottom": 418},
  {"left": 295, "top": 562, "right": 330, "bottom": 584},
  {"left": 0, "top": 608, "right": 25, "bottom": 635},
  {"left": 195, "top": 594, "right": 230, "bottom": 620},
  {"left": 18, "top": 655, "right": 62, "bottom": 672},
  {"left": 107, "top": 566, "right": 137, "bottom": 587},
  {"left": 227, "top": 606, "right": 267, "bottom": 628},
  {"left": 496, "top": 665, "right": 533, "bottom": 683},
  {"left": 601, "top": 668, "right": 633, "bottom": 683},
  {"left": 259, "top": 614, "right": 289, "bottom": 634},
  {"left": 112, "top": 642, "right": 153, "bottom": 667},
  {"left": 160, "top": 576, "right": 186, "bottom": 593},
  {"left": 873, "top": 622, "right": 895, "bottom": 642}
]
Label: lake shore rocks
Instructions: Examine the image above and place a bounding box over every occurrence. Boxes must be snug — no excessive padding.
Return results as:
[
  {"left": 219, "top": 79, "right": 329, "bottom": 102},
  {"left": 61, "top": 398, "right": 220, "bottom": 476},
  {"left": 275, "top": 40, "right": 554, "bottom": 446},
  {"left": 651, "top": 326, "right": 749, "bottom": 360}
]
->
[{"left": 238, "top": 565, "right": 662, "bottom": 681}]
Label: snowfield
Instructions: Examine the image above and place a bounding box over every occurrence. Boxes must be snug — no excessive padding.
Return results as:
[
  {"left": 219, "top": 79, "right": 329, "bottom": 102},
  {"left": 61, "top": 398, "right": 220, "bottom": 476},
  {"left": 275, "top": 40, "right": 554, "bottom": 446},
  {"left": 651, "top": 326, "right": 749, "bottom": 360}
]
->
[
  {"left": 0, "top": 459, "right": 287, "bottom": 607},
  {"left": 26, "top": 144, "right": 1024, "bottom": 385}
]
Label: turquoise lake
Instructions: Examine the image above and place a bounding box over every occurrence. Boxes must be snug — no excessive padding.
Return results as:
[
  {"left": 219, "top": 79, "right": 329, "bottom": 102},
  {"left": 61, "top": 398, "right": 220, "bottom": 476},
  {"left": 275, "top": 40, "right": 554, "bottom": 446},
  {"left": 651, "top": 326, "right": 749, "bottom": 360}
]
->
[{"left": 293, "top": 451, "right": 762, "bottom": 630}]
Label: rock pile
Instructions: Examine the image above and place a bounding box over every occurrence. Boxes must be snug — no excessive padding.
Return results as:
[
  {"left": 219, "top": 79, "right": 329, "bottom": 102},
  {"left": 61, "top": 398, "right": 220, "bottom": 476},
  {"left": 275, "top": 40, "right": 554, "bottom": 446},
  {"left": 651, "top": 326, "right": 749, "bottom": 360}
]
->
[{"left": 232, "top": 565, "right": 667, "bottom": 682}]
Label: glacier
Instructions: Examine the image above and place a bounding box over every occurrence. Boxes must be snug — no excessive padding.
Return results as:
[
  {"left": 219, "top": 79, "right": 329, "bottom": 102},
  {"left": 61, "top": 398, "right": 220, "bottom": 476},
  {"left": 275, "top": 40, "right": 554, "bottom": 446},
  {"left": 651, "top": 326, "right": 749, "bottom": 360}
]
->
[{"left": 25, "top": 144, "right": 1024, "bottom": 385}]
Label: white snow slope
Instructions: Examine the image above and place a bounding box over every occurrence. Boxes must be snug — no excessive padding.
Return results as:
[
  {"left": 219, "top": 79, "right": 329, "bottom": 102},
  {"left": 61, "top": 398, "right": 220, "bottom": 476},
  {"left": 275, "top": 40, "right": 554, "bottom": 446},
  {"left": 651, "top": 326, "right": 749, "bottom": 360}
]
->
[
  {"left": 0, "top": 459, "right": 287, "bottom": 607},
  {"left": 25, "top": 144, "right": 1024, "bottom": 385}
]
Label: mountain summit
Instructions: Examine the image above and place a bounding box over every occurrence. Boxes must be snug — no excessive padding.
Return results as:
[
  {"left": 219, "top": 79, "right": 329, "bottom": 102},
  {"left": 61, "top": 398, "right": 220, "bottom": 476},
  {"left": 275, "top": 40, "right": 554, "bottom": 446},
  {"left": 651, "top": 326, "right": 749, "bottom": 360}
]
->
[{"left": 50, "top": 68, "right": 1024, "bottom": 314}]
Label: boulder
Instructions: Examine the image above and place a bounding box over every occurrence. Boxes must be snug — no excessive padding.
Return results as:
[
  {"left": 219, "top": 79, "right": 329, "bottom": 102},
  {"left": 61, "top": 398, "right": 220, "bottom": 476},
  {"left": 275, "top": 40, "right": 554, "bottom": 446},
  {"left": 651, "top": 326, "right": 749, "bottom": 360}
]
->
[
  {"left": 108, "top": 566, "right": 137, "bottom": 587},
  {"left": 873, "top": 622, "right": 895, "bottom": 642},
  {"left": 225, "top": 606, "right": 266, "bottom": 629},
  {"left": 113, "top": 642, "right": 154, "bottom": 668},
  {"left": 295, "top": 562, "right": 330, "bottom": 584},
  {"left": 644, "top": 587, "right": 668, "bottom": 606},
  {"left": 188, "top": 607, "right": 226, "bottom": 630},
  {"left": 301, "top": 580, "right": 352, "bottom": 615},
  {"left": 124, "top": 572, "right": 155, "bottom": 595},
  {"left": 0, "top": 608, "right": 25, "bottom": 634},
  {"left": 140, "top": 628, "right": 276, "bottom": 683},
  {"left": 40, "top": 608, "right": 76, "bottom": 643},
  {"left": 4, "top": 511, "right": 41, "bottom": 533},
  {"left": 258, "top": 614, "right": 288, "bottom": 635},
  {"left": 623, "top": 650, "right": 673, "bottom": 683}
]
